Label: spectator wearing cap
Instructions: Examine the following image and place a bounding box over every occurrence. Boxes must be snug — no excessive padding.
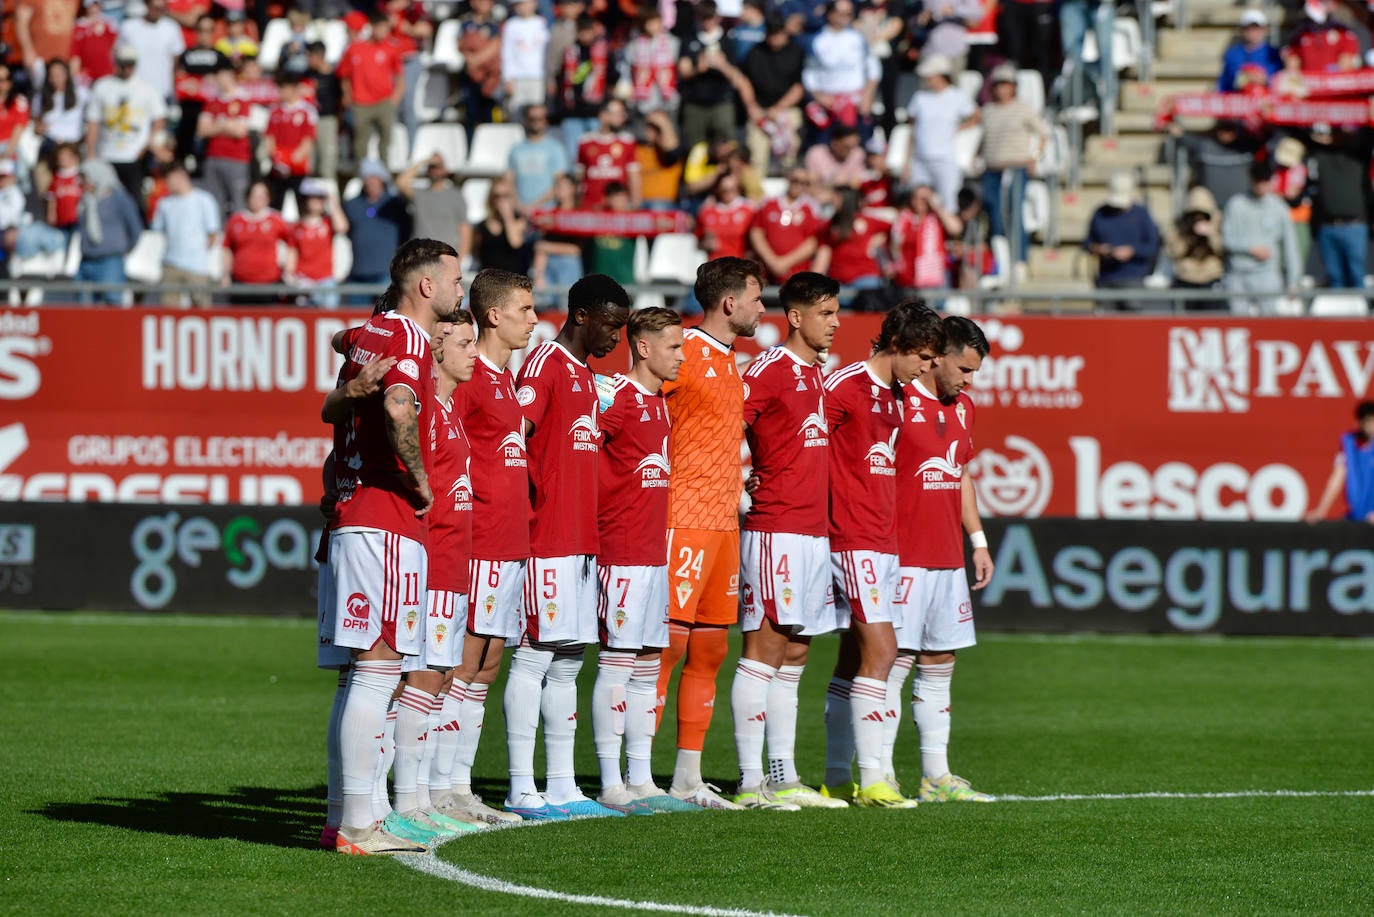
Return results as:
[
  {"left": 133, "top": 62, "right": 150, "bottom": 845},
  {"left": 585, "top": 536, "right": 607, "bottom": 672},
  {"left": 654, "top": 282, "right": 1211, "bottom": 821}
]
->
[
  {"left": 802, "top": 0, "right": 880, "bottom": 144},
  {"left": 1084, "top": 173, "right": 1162, "bottom": 310},
  {"left": 1218, "top": 9, "right": 1282, "bottom": 92},
  {"left": 262, "top": 73, "right": 318, "bottom": 209},
  {"left": 173, "top": 15, "right": 229, "bottom": 159},
  {"left": 678, "top": 1, "right": 744, "bottom": 153},
  {"left": 12, "top": 0, "right": 79, "bottom": 76},
  {"left": 1307, "top": 124, "right": 1372, "bottom": 289},
  {"left": 343, "top": 158, "right": 409, "bottom": 302},
  {"left": 149, "top": 158, "right": 219, "bottom": 306},
  {"left": 507, "top": 102, "right": 570, "bottom": 209},
  {"left": 1282, "top": 0, "right": 1361, "bottom": 73},
  {"left": 304, "top": 41, "right": 341, "bottom": 182},
  {"left": 72, "top": 0, "right": 121, "bottom": 85},
  {"left": 554, "top": 14, "right": 609, "bottom": 163},
  {"left": 979, "top": 63, "right": 1045, "bottom": 279},
  {"left": 396, "top": 152, "right": 470, "bottom": 258},
  {"left": 196, "top": 61, "right": 252, "bottom": 216},
  {"left": 502, "top": 0, "right": 550, "bottom": 117},
  {"left": 74, "top": 159, "right": 144, "bottom": 303},
  {"left": 85, "top": 43, "right": 167, "bottom": 204},
  {"left": 1165, "top": 185, "right": 1225, "bottom": 311},
  {"left": 286, "top": 177, "right": 348, "bottom": 308},
  {"left": 337, "top": 12, "right": 404, "bottom": 171},
  {"left": 0, "top": 160, "right": 24, "bottom": 262},
  {"left": 740, "top": 13, "right": 804, "bottom": 174},
  {"left": 118, "top": 0, "right": 185, "bottom": 101},
  {"left": 903, "top": 53, "right": 977, "bottom": 216},
  {"left": 1168, "top": 118, "right": 1259, "bottom": 210},
  {"left": 1221, "top": 160, "right": 1301, "bottom": 314}
]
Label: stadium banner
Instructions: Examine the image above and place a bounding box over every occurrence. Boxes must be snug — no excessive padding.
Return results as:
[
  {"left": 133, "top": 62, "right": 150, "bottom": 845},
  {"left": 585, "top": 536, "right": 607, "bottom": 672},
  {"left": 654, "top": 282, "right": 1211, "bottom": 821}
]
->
[
  {"left": 0, "top": 503, "right": 322, "bottom": 614},
  {"left": 975, "top": 518, "right": 1374, "bottom": 636},
  {"left": 2, "top": 308, "right": 1371, "bottom": 520}
]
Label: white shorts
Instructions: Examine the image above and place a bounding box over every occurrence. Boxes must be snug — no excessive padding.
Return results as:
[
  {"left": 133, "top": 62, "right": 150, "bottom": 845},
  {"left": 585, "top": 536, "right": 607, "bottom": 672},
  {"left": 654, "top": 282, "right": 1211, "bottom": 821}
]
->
[
  {"left": 832, "top": 550, "right": 899, "bottom": 626},
  {"left": 740, "top": 531, "right": 837, "bottom": 637},
  {"left": 893, "top": 566, "right": 977, "bottom": 652},
  {"left": 524, "top": 554, "right": 599, "bottom": 645},
  {"left": 467, "top": 558, "right": 527, "bottom": 640},
  {"left": 316, "top": 558, "right": 352, "bottom": 669},
  {"left": 598, "top": 564, "right": 670, "bottom": 650},
  {"left": 402, "top": 589, "right": 467, "bottom": 671},
  {"left": 327, "top": 529, "right": 427, "bottom": 655}
]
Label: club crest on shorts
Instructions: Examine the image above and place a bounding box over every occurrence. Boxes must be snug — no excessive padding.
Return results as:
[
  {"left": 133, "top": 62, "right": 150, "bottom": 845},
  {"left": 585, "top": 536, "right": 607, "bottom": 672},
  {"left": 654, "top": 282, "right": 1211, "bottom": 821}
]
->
[
  {"left": 483, "top": 594, "right": 496, "bottom": 617},
  {"left": 434, "top": 624, "right": 447, "bottom": 645},
  {"left": 405, "top": 609, "right": 418, "bottom": 633},
  {"left": 781, "top": 586, "right": 794, "bottom": 607},
  {"left": 614, "top": 607, "right": 627, "bottom": 631},
  {"left": 869, "top": 586, "right": 880, "bottom": 606},
  {"left": 545, "top": 601, "right": 558, "bottom": 622},
  {"left": 676, "top": 580, "right": 693, "bottom": 606}
]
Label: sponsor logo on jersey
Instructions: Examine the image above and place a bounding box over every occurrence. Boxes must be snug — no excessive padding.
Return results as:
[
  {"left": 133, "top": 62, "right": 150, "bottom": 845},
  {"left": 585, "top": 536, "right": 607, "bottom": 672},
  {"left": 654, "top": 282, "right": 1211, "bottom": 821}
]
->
[
  {"left": 448, "top": 472, "right": 474, "bottom": 512},
  {"left": 499, "top": 431, "right": 527, "bottom": 467},
  {"left": 800, "top": 411, "right": 829, "bottom": 447},
  {"left": 972, "top": 435, "right": 1052, "bottom": 518},
  {"left": 865, "top": 429, "right": 898, "bottom": 476},
  {"left": 635, "top": 437, "right": 671, "bottom": 487},
  {"left": 705, "top": 367, "right": 717, "bottom": 378},
  {"left": 569, "top": 414, "right": 600, "bottom": 452},
  {"left": 344, "top": 592, "right": 370, "bottom": 629},
  {"left": 918, "top": 442, "right": 963, "bottom": 489}
]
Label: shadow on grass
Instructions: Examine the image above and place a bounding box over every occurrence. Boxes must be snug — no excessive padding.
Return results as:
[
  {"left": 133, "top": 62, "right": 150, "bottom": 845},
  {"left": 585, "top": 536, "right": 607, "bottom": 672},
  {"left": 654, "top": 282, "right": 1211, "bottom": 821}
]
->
[{"left": 33, "top": 784, "right": 329, "bottom": 849}]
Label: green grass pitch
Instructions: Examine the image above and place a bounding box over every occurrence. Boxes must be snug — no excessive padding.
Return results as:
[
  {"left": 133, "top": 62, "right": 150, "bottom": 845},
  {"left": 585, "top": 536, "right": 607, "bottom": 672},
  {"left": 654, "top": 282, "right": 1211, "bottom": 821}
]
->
[{"left": 2, "top": 611, "right": 1371, "bottom": 915}]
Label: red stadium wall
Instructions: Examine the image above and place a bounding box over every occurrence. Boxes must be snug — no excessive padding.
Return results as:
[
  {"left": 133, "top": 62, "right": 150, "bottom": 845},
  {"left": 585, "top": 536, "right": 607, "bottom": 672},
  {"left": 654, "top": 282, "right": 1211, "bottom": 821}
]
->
[{"left": 2, "top": 307, "right": 1371, "bottom": 520}]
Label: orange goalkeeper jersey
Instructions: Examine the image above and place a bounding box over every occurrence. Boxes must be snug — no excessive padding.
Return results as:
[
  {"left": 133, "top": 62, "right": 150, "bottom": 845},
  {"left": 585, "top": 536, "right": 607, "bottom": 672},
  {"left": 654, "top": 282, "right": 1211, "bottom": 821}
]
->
[{"left": 664, "top": 328, "right": 744, "bottom": 532}]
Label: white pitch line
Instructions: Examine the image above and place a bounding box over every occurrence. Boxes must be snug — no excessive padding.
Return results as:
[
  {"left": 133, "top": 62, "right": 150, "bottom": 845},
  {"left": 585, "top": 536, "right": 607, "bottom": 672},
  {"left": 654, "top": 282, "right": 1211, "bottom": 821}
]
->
[
  {"left": 398, "top": 848, "right": 808, "bottom": 917},
  {"left": 996, "top": 789, "right": 1374, "bottom": 802}
]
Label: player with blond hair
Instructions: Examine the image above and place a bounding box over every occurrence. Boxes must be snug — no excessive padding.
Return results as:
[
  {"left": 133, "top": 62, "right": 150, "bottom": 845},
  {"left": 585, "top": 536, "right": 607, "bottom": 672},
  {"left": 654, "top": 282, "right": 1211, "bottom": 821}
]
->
[{"left": 657, "top": 256, "right": 767, "bottom": 809}]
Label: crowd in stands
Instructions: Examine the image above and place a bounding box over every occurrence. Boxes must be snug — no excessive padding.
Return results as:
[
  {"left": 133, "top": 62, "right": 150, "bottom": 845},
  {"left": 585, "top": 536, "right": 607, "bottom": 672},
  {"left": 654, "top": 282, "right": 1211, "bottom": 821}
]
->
[{"left": 0, "top": 0, "right": 1369, "bottom": 310}]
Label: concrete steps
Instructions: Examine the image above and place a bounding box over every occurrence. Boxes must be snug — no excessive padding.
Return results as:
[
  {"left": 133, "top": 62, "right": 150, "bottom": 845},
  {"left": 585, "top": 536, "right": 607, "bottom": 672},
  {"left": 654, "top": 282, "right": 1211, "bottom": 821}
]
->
[
  {"left": 1119, "top": 79, "right": 1215, "bottom": 112},
  {"left": 1085, "top": 133, "right": 1166, "bottom": 164},
  {"left": 1157, "top": 28, "right": 1237, "bottom": 60}
]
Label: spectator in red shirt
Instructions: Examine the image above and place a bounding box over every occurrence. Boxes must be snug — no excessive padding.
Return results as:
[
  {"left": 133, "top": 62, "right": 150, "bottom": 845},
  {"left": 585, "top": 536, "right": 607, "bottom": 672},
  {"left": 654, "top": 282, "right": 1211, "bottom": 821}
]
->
[
  {"left": 262, "top": 73, "right": 317, "bottom": 209},
  {"left": 696, "top": 172, "right": 755, "bottom": 259},
  {"left": 337, "top": 11, "right": 404, "bottom": 169},
  {"left": 748, "top": 166, "right": 824, "bottom": 282},
  {"left": 71, "top": 0, "right": 119, "bottom": 86},
  {"left": 221, "top": 179, "right": 291, "bottom": 304},
  {"left": 813, "top": 187, "right": 890, "bottom": 296},
  {"left": 1282, "top": 0, "right": 1361, "bottom": 72},
  {"left": 890, "top": 184, "right": 963, "bottom": 294},
  {"left": 577, "top": 98, "right": 641, "bottom": 208},
  {"left": 196, "top": 60, "right": 251, "bottom": 217},
  {"left": 285, "top": 177, "right": 349, "bottom": 308},
  {"left": 14, "top": 141, "right": 81, "bottom": 259},
  {"left": 0, "top": 64, "right": 31, "bottom": 159}
]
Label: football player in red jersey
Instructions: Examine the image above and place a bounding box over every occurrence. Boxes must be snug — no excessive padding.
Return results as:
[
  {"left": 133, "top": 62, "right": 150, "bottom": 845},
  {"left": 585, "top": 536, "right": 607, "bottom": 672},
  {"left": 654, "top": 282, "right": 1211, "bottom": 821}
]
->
[
  {"left": 316, "top": 238, "right": 464, "bottom": 855},
  {"left": 439, "top": 268, "right": 538, "bottom": 827},
  {"left": 821, "top": 301, "right": 945, "bottom": 808},
  {"left": 504, "top": 274, "right": 631, "bottom": 820},
  {"left": 730, "top": 271, "right": 845, "bottom": 811},
  {"left": 589, "top": 307, "right": 701, "bottom": 814},
  {"left": 892, "top": 314, "right": 996, "bottom": 804}
]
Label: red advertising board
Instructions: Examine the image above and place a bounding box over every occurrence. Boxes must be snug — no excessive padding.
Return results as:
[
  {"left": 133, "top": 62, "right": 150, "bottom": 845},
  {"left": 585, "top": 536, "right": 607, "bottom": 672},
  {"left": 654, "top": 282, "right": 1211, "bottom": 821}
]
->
[{"left": 1, "top": 308, "right": 1368, "bottom": 519}]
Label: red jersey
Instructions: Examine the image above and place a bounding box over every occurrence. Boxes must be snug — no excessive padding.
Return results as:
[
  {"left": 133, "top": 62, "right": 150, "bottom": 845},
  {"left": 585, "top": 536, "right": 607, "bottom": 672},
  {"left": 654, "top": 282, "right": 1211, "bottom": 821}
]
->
[
  {"left": 517, "top": 340, "right": 600, "bottom": 558},
  {"left": 696, "top": 197, "right": 755, "bottom": 259},
  {"left": 750, "top": 195, "right": 825, "bottom": 282},
  {"left": 427, "top": 392, "right": 474, "bottom": 594},
  {"left": 823, "top": 362, "right": 903, "bottom": 553},
  {"left": 577, "top": 131, "right": 639, "bottom": 208},
  {"left": 742, "top": 346, "right": 828, "bottom": 537},
  {"left": 896, "top": 379, "right": 974, "bottom": 569},
  {"left": 330, "top": 313, "right": 435, "bottom": 542},
  {"left": 0, "top": 95, "right": 29, "bottom": 148},
  {"left": 71, "top": 14, "right": 118, "bottom": 84},
  {"left": 597, "top": 374, "right": 671, "bottom": 567},
  {"left": 289, "top": 218, "right": 333, "bottom": 282},
  {"left": 1288, "top": 24, "right": 1359, "bottom": 72},
  {"left": 267, "top": 99, "right": 318, "bottom": 176},
  {"left": 337, "top": 39, "right": 403, "bottom": 106},
  {"left": 823, "top": 211, "right": 890, "bottom": 284},
  {"left": 224, "top": 210, "right": 290, "bottom": 283},
  {"left": 453, "top": 354, "right": 530, "bottom": 561},
  {"left": 202, "top": 92, "right": 252, "bottom": 163},
  {"left": 47, "top": 169, "right": 81, "bottom": 228}
]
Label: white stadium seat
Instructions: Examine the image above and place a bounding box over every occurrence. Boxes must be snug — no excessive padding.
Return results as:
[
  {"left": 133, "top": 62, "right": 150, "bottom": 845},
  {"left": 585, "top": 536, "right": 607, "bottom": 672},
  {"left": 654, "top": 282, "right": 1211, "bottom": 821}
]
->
[
  {"left": 954, "top": 125, "right": 984, "bottom": 177},
  {"left": 461, "top": 177, "right": 491, "bottom": 224},
  {"left": 885, "top": 123, "right": 912, "bottom": 177},
  {"left": 1309, "top": 294, "right": 1369, "bottom": 316},
  {"left": 410, "top": 123, "right": 468, "bottom": 171},
  {"left": 463, "top": 123, "right": 524, "bottom": 177},
  {"left": 1016, "top": 69, "right": 1045, "bottom": 115},
  {"left": 431, "top": 19, "right": 466, "bottom": 72},
  {"left": 333, "top": 234, "right": 353, "bottom": 282},
  {"left": 320, "top": 19, "right": 349, "bottom": 67},
  {"left": 257, "top": 18, "right": 292, "bottom": 71},
  {"left": 124, "top": 231, "right": 166, "bottom": 285},
  {"left": 647, "top": 233, "right": 705, "bottom": 285}
]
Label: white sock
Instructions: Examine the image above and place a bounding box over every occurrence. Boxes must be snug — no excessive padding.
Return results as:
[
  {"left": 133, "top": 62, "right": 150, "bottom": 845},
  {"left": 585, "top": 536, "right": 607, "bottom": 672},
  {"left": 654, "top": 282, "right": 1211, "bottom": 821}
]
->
[
  {"left": 374, "top": 703, "right": 397, "bottom": 822},
  {"left": 766, "top": 664, "right": 804, "bottom": 785},
  {"left": 626, "top": 656, "right": 661, "bottom": 787},
  {"left": 339, "top": 660, "right": 400, "bottom": 831},
  {"left": 431, "top": 684, "right": 464, "bottom": 806},
  {"left": 850, "top": 676, "right": 888, "bottom": 788},
  {"left": 882, "top": 654, "right": 915, "bottom": 781},
  {"left": 504, "top": 645, "right": 552, "bottom": 801},
  {"left": 392, "top": 685, "right": 432, "bottom": 813},
  {"left": 823, "top": 677, "right": 853, "bottom": 788},
  {"left": 592, "top": 650, "right": 635, "bottom": 790},
  {"left": 912, "top": 661, "right": 955, "bottom": 780},
  {"left": 453, "top": 681, "right": 488, "bottom": 794},
  {"left": 671, "top": 749, "right": 703, "bottom": 792},
  {"left": 325, "top": 668, "right": 348, "bottom": 829},
  {"left": 415, "top": 692, "right": 442, "bottom": 810},
  {"left": 542, "top": 651, "right": 584, "bottom": 804},
  {"left": 731, "top": 657, "right": 775, "bottom": 789}
]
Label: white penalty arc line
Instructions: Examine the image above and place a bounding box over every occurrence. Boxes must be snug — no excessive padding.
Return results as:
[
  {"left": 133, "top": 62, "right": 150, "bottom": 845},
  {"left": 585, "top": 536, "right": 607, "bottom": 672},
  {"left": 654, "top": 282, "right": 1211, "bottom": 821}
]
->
[
  {"left": 398, "top": 847, "right": 807, "bottom": 917},
  {"left": 997, "top": 789, "right": 1374, "bottom": 802}
]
